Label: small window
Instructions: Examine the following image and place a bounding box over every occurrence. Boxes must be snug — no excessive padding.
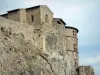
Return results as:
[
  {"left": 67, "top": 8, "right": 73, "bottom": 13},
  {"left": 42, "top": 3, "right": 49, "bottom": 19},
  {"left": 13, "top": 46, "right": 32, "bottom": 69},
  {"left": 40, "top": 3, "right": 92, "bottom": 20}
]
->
[
  {"left": 75, "top": 62, "right": 77, "bottom": 66},
  {"left": 57, "top": 21, "right": 61, "bottom": 24},
  {"left": 73, "top": 44, "right": 75, "bottom": 51},
  {"left": 73, "top": 44, "right": 76, "bottom": 46},
  {"left": 75, "top": 48, "right": 77, "bottom": 51},
  {"left": 73, "top": 30, "right": 75, "bottom": 37},
  {"left": 45, "top": 14, "right": 48, "bottom": 23},
  {"left": 31, "top": 15, "right": 34, "bottom": 22}
]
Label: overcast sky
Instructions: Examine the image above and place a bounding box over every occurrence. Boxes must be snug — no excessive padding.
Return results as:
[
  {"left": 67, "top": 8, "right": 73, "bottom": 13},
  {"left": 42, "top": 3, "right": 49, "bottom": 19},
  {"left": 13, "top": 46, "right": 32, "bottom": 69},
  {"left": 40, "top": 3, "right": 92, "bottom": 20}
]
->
[{"left": 0, "top": 0, "right": 100, "bottom": 75}]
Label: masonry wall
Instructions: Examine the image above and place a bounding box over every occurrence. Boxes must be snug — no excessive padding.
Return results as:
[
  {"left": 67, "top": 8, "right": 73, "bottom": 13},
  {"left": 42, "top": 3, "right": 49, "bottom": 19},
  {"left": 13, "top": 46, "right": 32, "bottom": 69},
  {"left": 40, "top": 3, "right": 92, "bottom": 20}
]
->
[
  {"left": 26, "top": 8, "right": 41, "bottom": 25},
  {"left": 1, "top": 9, "right": 27, "bottom": 23},
  {"left": 53, "top": 18, "right": 65, "bottom": 35},
  {"left": 8, "top": 10, "right": 20, "bottom": 22},
  {"left": 65, "top": 28, "right": 78, "bottom": 67},
  {"left": 40, "top": 5, "right": 53, "bottom": 26},
  {"left": 20, "top": 9, "right": 27, "bottom": 23},
  {"left": 78, "top": 66, "right": 94, "bottom": 75},
  {"left": 0, "top": 14, "right": 8, "bottom": 19},
  {"left": 42, "top": 24, "right": 66, "bottom": 75},
  {"left": 40, "top": 19, "right": 78, "bottom": 75},
  {"left": 0, "top": 5, "right": 95, "bottom": 75}
]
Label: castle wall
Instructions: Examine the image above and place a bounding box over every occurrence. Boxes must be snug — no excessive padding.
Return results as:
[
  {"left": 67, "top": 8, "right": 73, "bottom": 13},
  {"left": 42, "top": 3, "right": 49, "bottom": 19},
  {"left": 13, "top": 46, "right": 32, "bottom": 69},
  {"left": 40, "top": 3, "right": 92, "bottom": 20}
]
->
[
  {"left": 42, "top": 25, "right": 66, "bottom": 75},
  {"left": 43, "top": 18, "right": 65, "bottom": 53},
  {"left": 0, "top": 5, "right": 95, "bottom": 75},
  {"left": 0, "top": 14, "right": 8, "bottom": 19},
  {"left": 26, "top": 7, "right": 41, "bottom": 25},
  {"left": 8, "top": 10, "right": 20, "bottom": 22},
  {"left": 40, "top": 5, "right": 53, "bottom": 25},
  {"left": 20, "top": 9, "right": 27, "bottom": 23},
  {"left": 53, "top": 18, "right": 65, "bottom": 37},
  {"left": 40, "top": 20, "right": 78, "bottom": 75},
  {"left": 65, "top": 27, "right": 78, "bottom": 67},
  {"left": 1, "top": 9, "right": 26, "bottom": 23}
]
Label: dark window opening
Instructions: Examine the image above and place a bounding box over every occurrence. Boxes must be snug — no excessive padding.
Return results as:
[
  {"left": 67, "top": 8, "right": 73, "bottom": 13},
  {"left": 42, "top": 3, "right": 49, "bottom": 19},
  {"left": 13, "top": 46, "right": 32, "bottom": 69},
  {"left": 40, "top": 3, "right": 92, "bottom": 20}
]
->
[
  {"left": 45, "top": 14, "right": 48, "bottom": 23},
  {"left": 74, "top": 47, "right": 77, "bottom": 52},
  {"left": 73, "top": 30, "right": 74, "bottom": 37},
  {"left": 57, "top": 21, "right": 61, "bottom": 24},
  {"left": 73, "top": 44, "right": 76, "bottom": 51},
  {"left": 75, "top": 62, "right": 77, "bottom": 66},
  {"left": 73, "top": 44, "right": 76, "bottom": 46},
  {"left": 31, "top": 15, "right": 34, "bottom": 22}
]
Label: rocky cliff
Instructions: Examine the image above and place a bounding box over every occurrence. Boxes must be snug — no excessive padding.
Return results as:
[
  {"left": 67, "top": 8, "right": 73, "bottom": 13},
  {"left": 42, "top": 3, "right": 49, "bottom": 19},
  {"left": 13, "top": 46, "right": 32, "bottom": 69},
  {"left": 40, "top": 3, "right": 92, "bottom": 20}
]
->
[
  {"left": 0, "top": 17, "right": 94, "bottom": 75},
  {"left": 0, "top": 17, "right": 73, "bottom": 75}
]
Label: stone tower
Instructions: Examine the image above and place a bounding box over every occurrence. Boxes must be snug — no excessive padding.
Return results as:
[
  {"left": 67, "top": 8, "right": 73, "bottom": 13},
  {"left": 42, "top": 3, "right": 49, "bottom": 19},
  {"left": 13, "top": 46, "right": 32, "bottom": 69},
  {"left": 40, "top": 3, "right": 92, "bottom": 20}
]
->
[{"left": 65, "top": 26, "right": 79, "bottom": 68}]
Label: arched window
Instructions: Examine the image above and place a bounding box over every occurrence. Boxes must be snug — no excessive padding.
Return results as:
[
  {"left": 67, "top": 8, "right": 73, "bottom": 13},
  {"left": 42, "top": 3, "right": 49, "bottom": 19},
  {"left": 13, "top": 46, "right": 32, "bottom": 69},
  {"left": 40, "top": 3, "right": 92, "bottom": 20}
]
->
[
  {"left": 31, "top": 15, "right": 34, "bottom": 22},
  {"left": 45, "top": 14, "right": 48, "bottom": 23}
]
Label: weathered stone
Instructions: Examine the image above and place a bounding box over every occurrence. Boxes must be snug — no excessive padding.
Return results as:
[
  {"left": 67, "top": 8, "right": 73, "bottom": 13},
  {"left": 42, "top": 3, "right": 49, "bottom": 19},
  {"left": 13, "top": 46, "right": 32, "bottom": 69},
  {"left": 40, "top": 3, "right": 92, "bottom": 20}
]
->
[
  {"left": 0, "top": 5, "right": 94, "bottom": 75},
  {"left": 77, "top": 66, "right": 94, "bottom": 75}
]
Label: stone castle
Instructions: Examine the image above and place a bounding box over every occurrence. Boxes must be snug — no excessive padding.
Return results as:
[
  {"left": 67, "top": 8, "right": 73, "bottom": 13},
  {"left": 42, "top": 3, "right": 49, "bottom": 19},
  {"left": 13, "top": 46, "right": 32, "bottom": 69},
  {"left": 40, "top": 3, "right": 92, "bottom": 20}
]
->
[{"left": 0, "top": 5, "right": 94, "bottom": 75}]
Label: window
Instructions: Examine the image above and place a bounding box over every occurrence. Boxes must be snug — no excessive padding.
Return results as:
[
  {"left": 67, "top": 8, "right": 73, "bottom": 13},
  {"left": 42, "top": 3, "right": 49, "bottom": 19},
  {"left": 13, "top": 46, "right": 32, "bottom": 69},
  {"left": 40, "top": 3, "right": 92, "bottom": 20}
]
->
[
  {"left": 73, "top": 44, "right": 75, "bottom": 51},
  {"left": 73, "top": 44, "right": 76, "bottom": 47},
  {"left": 73, "top": 30, "right": 74, "bottom": 37},
  {"left": 73, "top": 30, "right": 77, "bottom": 37},
  {"left": 1, "top": 27, "right": 4, "bottom": 31},
  {"left": 45, "top": 14, "right": 48, "bottom": 23},
  {"left": 73, "top": 44, "right": 77, "bottom": 51},
  {"left": 75, "top": 62, "right": 77, "bottom": 66},
  {"left": 31, "top": 15, "right": 34, "bottom": 22}
]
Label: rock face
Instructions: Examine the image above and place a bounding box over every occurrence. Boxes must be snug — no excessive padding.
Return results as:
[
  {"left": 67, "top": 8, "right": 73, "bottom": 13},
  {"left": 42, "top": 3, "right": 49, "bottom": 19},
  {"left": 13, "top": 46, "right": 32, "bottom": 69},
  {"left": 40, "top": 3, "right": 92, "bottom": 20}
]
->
[
  {"left": 0, "top": 17, "right": 70, "bottom": 75},
  {"left": 0, "top": 16, "right": 94, "bottom": 75}
]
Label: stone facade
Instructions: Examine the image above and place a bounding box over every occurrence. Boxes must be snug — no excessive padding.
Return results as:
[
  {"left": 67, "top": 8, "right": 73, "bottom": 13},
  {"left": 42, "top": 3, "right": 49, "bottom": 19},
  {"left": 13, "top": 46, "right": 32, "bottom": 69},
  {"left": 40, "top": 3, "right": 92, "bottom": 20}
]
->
[{"left": 0, "top": 5, "right": 94, "bottom": 75}]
